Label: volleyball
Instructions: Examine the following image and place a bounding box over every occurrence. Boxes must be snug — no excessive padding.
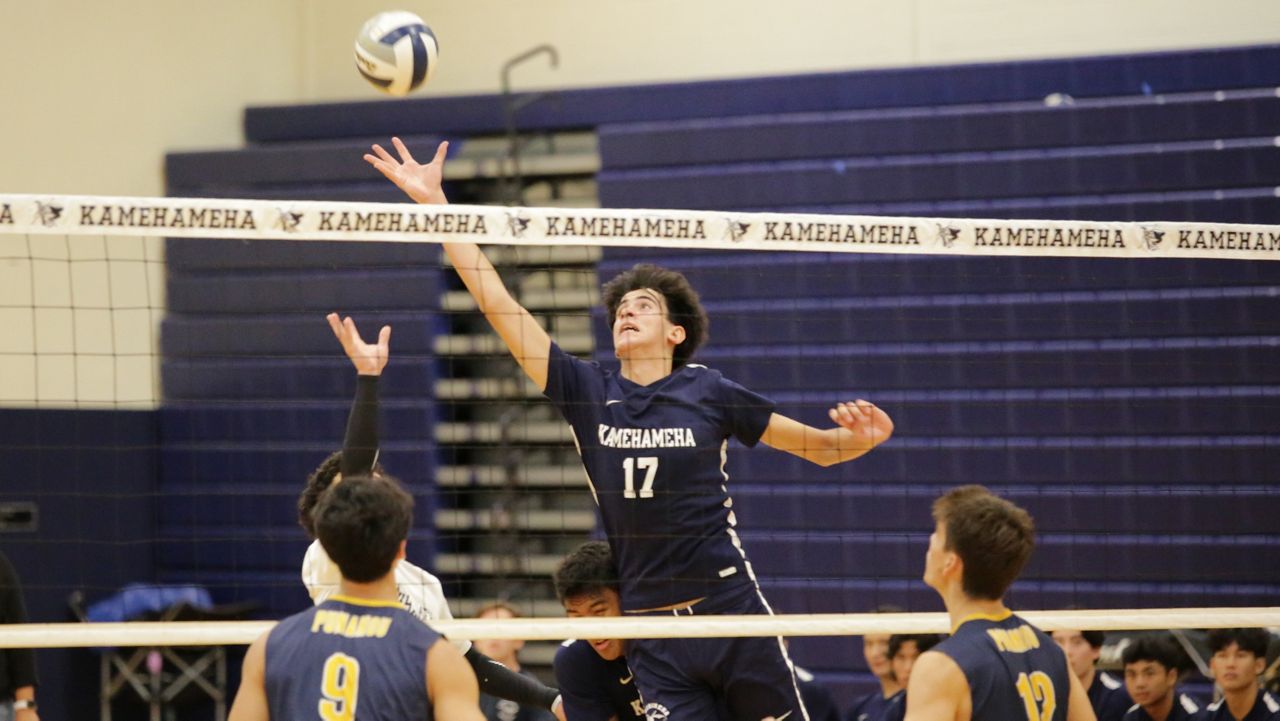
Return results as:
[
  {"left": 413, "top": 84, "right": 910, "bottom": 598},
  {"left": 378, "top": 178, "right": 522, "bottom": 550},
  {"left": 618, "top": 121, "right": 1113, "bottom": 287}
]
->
[{"left": 354, "top": 11, "right": 439, "bottom": 97}]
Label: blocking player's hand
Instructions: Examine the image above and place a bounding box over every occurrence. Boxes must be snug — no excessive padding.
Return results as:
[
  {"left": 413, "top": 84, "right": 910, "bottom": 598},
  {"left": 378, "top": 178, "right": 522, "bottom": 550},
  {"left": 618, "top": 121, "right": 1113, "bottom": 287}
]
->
[
  {"left": 829, "top": 400, "right": 894, "bottom": 449},
  {"left": 327, "top": 313, "right": 391, "bottom": 376},
  {"left": 364, "top": 137, "right": 449, "bottom": 205}
]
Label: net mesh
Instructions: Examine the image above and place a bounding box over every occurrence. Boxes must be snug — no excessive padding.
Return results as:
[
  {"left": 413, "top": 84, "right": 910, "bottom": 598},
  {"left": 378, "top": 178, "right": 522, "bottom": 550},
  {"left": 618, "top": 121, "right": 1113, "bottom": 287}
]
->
[{"left": 0, "top": 195, "right": 1277, "bottom": 710}]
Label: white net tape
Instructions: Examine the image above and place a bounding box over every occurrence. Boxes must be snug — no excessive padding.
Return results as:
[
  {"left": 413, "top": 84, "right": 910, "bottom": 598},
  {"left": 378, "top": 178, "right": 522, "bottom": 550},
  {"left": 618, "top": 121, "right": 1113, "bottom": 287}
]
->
[
  {"left": 2, "top": 193, "right": 1278, "bottom": 260},
  {"left": 3, "top": 607, "right": 1278, "bottom": 648}
]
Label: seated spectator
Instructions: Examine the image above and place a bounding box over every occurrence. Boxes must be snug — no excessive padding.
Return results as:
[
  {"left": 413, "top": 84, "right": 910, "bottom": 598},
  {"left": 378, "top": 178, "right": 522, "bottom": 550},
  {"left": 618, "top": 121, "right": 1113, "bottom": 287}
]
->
[
  {"left": 1053, "top": 627, "right": 1133, "bottom": 721},
  {"left": 1122, "top": 634, "right": 1207, "bottom": 721},
  {"left": 1204, "top": 628, "right": 1279, "bottom": 721},
  {"left": 474, "top": 603, "right": 556, "bottom": 721},
  {"left": 878, "top": 633, "right": 942, "bottom": 721},
  {"left": 845, "top": 606, "right": 904, "bottom": 721}
]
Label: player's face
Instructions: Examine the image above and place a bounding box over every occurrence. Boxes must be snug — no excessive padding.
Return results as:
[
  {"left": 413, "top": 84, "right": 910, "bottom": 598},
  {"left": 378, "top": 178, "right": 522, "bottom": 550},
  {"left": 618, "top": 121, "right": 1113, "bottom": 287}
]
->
[
  {"left": 1051, "top": 631, "right": 1100, "bottom": 680},
  {"left": 563, "top": 588, "right": 624, "bottom": 661},
  {"left": 891, "top": 641, "right": 922, "bottom": 686},
  {"left": 923, "top": 521, "right": 950, "bottom": 591},
  {"left": 1124, "top": 660, "right": 1178, "bottom": 708},
  {"left": 613, "top": 289, "right": 681, "bottom": 361},
  {"left": 863, "top": 633, "right": 893, "bottom": 679},
  {"left": 1210, "top": 642, "right": 1263, "bottom": 694}
]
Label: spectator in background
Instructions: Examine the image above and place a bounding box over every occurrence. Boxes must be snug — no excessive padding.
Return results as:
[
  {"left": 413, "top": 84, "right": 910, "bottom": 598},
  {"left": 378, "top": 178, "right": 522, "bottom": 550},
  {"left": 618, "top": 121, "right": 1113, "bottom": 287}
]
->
[
  {"left": 1122, "top": 634, "right": 1207, "bottom": 721},
  {"left": 1204, "top": 628, "right": 1279, "bottom": 721},
  {"left": 0, "top": 550, "right": 38, "bottom": 721},
  {"left": 879, "top": 633, "right": 942, "bottom": 721},
  {"left": 475, "top": 603, "right": 556, "bottom": 721},
  {"left": 846, "top": 606, "right": 905, "bottom": 721},
  {"left": 1053, "top": 627, "right": 1132, "bottom": 721}
]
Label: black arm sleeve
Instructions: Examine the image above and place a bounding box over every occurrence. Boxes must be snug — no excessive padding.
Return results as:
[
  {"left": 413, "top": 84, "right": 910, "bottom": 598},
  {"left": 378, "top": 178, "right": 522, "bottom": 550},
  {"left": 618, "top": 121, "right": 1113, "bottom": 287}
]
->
[
  {"left": 464, "top": 646, "right": 560, "bottom": 710},
  {"left": 0, "top": 553, "right": 38, "bottom": 692},
  {"left": 340, "top": 374, "right": 380, "bottom": 477}
]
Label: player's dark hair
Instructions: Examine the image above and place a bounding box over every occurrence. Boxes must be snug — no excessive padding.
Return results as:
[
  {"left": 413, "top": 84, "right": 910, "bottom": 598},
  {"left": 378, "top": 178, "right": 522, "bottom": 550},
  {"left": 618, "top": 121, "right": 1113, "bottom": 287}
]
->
[
  {"left": 601, "top": 264, "right": 709, "bottom": 368},
  {"left": 1207, "top": 628, "right": 1271, "bottom": 658},
  {"left": 888, "top": 633, "right": 942, "bottom": 660},
  {"left": 553, "top": 541, "right": 619, "bottom": 603},
  {"left": 1122, "top": 634, "right": 1185, "bottom": 673},
  {"left": 299, "top": 450, "right": 385, "bottom": 539},
  {"left": 932, "top": 485, "right": 1035, "bottom": 600},
  {"left": 314, "top": 474, "right": 413, "bottom": 583},
  {"left": 1080, "top": 630, "right": 1106, "bottom": 649}
]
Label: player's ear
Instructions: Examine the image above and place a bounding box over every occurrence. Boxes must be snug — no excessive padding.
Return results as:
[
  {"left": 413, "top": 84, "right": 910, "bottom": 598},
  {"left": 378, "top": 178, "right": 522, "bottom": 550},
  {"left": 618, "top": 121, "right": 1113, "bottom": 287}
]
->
[
  {"left": 396, "top": 540, "right": 407, "bottom": 562},
  {"left": 667, "top": 324, "right": 686, "bottom": 346}
]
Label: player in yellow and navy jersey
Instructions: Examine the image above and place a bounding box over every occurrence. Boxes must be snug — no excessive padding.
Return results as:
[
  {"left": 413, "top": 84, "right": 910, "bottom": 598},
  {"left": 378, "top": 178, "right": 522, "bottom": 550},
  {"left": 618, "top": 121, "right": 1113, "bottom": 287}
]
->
[
  {"left": 904, "top": 485, "right": 1096, "bottom": 721},
  {"left": 229, "top": 474, "right": 485, "bottom": 721}
]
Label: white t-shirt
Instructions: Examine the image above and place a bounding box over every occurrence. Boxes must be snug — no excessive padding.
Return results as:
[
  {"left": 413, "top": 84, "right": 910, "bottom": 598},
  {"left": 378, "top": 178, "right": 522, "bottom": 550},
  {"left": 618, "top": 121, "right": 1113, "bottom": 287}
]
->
[{"left": 301, "top": 540, "right": 471, "bottom": 653}]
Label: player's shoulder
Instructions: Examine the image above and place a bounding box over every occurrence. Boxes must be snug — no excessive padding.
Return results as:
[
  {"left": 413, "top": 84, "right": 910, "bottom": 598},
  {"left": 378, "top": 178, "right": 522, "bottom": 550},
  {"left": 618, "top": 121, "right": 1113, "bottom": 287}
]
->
[
  {"left": 1098, "top": 671, "right": 1125, "bottom": 691},
  {"left": 554, "top": 638, "right": 595, "bottom": 664},
  {"left": 1261, "top": 691, "right": 1280, "bottom": 718},
  {"left": 394, "top": 557, "right": 444, "bottom": 587}
]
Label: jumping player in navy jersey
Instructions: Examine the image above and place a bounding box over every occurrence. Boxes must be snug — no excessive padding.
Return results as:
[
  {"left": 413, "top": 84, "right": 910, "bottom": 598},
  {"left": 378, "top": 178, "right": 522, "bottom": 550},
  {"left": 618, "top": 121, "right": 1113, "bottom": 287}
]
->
[
  {"left": 229, "top": 474, "right": 484, "bottom": 721},
  {"left": 366, "top": 138, "right": 895, "bottom": 721},
  {"left": 904, "top": 486, "right": 1095, "bottom": 721}
]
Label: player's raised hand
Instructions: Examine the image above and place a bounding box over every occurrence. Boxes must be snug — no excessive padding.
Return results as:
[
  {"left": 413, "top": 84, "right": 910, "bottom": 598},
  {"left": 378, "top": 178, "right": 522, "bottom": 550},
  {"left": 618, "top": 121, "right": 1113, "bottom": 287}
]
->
[
  {"left": 829, "top": 400, "right": 894, "bottom": 450},
  {"left": 364, "top": 138, "right": 449, "bottom": 205},
  {"left": 327, "top": 313, "right": 391, "bottom": 376}
]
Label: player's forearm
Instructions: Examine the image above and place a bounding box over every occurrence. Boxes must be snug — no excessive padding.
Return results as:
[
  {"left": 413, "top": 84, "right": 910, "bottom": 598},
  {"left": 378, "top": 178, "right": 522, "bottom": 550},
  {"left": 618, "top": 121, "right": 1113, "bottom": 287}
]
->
[
  {"left": 799, "top": 427, "right": 878, "bottom": 467},
  {"left": 464, "top": 646, "right": 561, "bottom": 711},
  {"left": 340, "top": 374, "right": 380, "bottom": 477},
  {"left": 442, "top": 241, "right": 551, "bottom": 388},
  {"left": 442, "top": 241, "right": 522, "bottom": 318}
]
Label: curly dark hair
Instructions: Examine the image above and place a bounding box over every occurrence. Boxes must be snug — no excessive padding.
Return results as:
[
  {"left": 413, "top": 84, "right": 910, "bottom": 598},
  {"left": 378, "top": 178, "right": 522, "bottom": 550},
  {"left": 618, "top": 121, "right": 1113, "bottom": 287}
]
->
[
  {"left": 313, "top": 473, "right": 413, "bottom": 583},
  {"left": 552, "top": 541, "right": 620, "bottom": 603},
  {"left": 601, "top": 264, "right": 709, "bottom": 368},
  {"left": 298, "top": 450, "right": 385, "bottom": 539}
]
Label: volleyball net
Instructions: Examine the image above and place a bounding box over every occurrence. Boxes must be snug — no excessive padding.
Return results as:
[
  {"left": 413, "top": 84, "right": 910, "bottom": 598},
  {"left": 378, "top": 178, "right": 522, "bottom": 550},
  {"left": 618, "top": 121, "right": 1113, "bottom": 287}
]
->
[{"left": 1, "top": 194, "right": 1276, "bottom": 686}]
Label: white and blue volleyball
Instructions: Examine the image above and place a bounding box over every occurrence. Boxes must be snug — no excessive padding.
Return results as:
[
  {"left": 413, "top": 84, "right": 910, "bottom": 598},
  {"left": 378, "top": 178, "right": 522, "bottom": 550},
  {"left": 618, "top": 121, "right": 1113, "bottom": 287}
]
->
[{"left": 354, "top": 11, "right": 439, "bottom": 96}]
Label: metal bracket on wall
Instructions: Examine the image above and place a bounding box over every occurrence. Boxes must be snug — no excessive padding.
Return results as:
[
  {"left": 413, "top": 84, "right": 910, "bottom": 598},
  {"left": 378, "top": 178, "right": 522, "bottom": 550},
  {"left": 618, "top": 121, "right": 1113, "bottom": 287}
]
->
[{"left": 0, "top": 502, "right": 38, "bottom": 532}]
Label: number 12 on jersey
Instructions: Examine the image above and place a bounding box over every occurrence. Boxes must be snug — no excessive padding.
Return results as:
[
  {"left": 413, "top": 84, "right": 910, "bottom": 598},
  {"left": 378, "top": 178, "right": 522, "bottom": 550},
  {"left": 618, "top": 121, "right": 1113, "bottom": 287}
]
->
[
  {"left": 622, "top": 457, "right": 658, "bottom": 499},
  {"left": 1015, "top": 670, "right": 1056, "bottom": 721}
]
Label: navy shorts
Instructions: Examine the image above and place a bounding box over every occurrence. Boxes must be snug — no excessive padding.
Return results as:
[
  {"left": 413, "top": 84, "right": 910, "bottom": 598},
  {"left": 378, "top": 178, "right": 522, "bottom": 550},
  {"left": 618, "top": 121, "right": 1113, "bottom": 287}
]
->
[{"left": 625, "top": 583, "right": 808, "bottom": 721}]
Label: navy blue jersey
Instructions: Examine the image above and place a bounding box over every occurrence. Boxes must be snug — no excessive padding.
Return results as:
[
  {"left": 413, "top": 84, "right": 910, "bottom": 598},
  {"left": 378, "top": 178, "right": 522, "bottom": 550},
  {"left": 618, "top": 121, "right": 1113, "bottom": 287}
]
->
[
  {"left": 544, "top": 343, "right": 777, "bottom": 609},
  {"left": 845, "top": 690, "right": 895, "bottom": 721},
  {"left": 1205, "top": 690, "right": 1280, "bottom": 721},
  {"left": 1090, "top": 670, "right": 1133, "bottom": 721},
  {"left": 878, "top": 689, "right": 906, "bottom": 721},
  {"left": 933, "top": 612, "right": 1070, "bottom": 721},
  {"left": 1122, "top": 692, "right": 1209, "bottom": 721},
  {"left": 553, "top": 639, "right": 644, "bottom": 721},
  {"left": 265, "top": 595, "right": 438, "bottom": 721}
]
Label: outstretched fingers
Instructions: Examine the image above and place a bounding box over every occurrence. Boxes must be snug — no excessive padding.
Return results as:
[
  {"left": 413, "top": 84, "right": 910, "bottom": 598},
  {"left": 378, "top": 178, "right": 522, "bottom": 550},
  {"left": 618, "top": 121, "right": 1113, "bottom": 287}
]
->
[{"left": 391, "top": 136, "right": 416, "bottom": 163}]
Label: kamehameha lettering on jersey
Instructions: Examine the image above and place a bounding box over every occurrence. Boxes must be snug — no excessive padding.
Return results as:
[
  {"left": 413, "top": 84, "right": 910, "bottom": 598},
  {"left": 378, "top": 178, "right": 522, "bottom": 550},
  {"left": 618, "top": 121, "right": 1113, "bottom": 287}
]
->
[{"left": 597, "top": 423, "right": 697, "bottom": 449}]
